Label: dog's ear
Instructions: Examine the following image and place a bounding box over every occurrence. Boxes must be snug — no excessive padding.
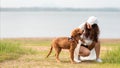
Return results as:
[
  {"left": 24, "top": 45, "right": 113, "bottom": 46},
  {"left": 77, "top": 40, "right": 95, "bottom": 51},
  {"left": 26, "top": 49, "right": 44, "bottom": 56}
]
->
[
  {"left": 77, "top": 28, "right": 84, "bottom": 35},
  {"left": 71, "top": 28, "right": 75, "bottom": 37},
  {"left": 71, "top": 28, "right": 79, "bottom": 37},
  {"left": 71, "top": 32, "right": 75, "bottom": 38}
]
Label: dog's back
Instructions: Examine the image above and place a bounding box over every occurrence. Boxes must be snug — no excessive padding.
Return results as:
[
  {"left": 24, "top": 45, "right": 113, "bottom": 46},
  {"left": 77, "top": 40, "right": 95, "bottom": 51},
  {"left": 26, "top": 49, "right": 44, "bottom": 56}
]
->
[{"left": 52, "top": 37, "right": 75, "bottom": 49}]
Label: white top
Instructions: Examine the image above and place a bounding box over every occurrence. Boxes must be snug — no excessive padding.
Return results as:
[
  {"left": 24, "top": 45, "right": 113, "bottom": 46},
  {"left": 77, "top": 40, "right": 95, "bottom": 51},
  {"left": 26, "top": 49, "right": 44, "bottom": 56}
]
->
[
  {"left": 78, "top": 22, "right": 93, "bottom": 46},
  {"left": 78, "top": 22, "right": 85, "bottom": 31}
]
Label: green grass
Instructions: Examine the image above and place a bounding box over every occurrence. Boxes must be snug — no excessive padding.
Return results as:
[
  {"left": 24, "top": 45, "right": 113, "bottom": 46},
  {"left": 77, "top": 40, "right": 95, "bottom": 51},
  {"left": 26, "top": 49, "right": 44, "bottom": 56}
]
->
[
  {"left": 0, "top": 38, "right": 120, "bottom": 68},
  {"left": 101, "top": 41, "right": 120, "bottom": 64},
  {"left": 103, "top": 46, "right": 120, "bottom": 63},
  {"left": 0, "top": 40, "right": 37, "bottom": 62}
]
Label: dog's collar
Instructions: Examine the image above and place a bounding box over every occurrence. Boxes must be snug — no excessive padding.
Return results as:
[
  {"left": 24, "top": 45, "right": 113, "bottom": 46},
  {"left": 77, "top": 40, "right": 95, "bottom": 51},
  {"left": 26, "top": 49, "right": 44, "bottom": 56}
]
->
[
  {"left": 68, "top": 37, "right": 78, "bottom": 44},
  {"left": 68, "top": 37, "right": 74, "bottom": 41},
  {"left": 73, "top": 38, "right": 79, "bottom": 44}
]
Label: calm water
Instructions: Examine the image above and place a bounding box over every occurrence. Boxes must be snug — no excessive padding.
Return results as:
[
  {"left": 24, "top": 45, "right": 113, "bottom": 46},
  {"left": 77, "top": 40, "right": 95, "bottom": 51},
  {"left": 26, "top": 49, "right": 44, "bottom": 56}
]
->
[{"left": 0, "top": 11, "right": 120, "bottom": 38}]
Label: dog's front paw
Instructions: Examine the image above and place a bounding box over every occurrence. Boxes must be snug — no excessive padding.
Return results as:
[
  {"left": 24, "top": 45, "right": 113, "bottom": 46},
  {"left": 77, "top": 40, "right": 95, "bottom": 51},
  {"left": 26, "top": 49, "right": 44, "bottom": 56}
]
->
[{"left": 56, "top": 60, "right": 61, "bottom": 63}]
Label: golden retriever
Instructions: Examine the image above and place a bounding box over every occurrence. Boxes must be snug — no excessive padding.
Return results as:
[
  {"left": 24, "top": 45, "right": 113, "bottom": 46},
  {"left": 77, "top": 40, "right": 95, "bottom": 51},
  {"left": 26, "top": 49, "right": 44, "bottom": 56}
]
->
[{"left": 46, "top": 28, "right": 83, "bottom": 63}]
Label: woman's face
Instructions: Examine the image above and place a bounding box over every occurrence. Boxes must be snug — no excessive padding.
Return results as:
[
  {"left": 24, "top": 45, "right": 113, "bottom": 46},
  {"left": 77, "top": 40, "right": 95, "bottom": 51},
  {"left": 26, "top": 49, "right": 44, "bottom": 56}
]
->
[{"left": 87, "top": 23, "right": 92, "bottom": 29}]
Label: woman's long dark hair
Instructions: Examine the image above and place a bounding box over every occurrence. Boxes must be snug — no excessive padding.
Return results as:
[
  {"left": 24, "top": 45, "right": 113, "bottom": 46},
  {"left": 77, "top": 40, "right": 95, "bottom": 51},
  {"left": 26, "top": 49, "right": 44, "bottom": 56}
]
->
[{"left": 84, "top": 23, "right": 100, "bottom": 42}]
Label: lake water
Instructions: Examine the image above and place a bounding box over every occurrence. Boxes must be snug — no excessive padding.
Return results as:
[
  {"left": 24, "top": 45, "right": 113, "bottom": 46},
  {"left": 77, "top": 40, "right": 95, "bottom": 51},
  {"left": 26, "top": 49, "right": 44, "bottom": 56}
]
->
[{"left": 0, "top": 11, "right": 120, "bottom": 38}]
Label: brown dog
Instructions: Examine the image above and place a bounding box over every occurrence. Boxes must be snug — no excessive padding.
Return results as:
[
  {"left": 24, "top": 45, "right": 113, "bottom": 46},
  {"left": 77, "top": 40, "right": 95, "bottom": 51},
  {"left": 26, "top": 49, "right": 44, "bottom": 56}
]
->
[{"left": 46, "top": 28, "right": 84, "bottom": 63}]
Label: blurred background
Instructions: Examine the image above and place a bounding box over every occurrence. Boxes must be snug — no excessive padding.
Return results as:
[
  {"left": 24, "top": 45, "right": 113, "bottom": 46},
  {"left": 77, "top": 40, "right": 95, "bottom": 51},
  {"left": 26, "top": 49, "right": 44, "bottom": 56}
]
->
[{"left": 0, "top": 0, "right": 120, "bottom": 38}]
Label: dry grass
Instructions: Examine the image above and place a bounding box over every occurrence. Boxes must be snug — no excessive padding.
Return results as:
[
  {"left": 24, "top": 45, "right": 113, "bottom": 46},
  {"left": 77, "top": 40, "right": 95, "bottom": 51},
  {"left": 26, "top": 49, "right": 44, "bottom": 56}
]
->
[{"left": 0, "top": 38, "right": 120, "bottom": 68}]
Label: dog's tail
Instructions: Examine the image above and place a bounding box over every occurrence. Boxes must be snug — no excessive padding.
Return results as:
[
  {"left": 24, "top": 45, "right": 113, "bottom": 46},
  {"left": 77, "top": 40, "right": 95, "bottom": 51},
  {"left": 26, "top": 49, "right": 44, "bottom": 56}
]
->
[{"left": 46, "top": 46, "right": 53, "bottom": 58}]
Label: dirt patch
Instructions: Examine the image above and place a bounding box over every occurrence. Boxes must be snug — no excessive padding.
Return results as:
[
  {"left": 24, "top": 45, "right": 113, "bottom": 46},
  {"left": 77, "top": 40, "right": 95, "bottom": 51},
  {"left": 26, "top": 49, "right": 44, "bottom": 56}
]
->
[
  {"left": 24, "top": 46, "right": 50, "bottom": 51},
  {"left": 100, "top": 39, "right": 120, "bottom": 43}
]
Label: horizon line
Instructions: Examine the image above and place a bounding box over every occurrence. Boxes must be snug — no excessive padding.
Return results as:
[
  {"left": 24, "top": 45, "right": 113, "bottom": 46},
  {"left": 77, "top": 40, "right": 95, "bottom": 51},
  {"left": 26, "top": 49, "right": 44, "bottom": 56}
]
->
[{"left": 1, "top": 7, "right": 120, "bottom": 11}]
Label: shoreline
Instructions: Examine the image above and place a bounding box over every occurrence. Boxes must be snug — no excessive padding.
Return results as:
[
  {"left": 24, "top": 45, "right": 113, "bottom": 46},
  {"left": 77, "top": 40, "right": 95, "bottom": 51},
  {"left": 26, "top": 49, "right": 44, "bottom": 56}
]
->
[{"left": 1, "top": 37, "right": 120, "bottom": 43}]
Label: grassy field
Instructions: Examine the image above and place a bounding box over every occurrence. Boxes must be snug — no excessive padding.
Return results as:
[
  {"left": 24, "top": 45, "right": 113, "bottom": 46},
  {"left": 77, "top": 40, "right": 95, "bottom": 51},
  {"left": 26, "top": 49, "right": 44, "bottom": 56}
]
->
[{"left": 0, "top": 38, "right": 120, "bottom": 68}]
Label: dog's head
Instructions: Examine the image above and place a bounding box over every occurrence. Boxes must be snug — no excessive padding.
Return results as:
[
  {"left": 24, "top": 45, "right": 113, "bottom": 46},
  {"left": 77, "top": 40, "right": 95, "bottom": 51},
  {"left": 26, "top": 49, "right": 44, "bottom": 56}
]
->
[{"left": 71, "top": 28, "right": 84, "bottom": 41}]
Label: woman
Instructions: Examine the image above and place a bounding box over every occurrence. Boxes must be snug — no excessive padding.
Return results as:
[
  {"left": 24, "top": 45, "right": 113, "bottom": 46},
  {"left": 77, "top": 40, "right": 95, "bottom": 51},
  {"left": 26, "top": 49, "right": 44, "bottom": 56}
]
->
[{"left": 74, "top": 16, "right": 102, "bottom": 63}]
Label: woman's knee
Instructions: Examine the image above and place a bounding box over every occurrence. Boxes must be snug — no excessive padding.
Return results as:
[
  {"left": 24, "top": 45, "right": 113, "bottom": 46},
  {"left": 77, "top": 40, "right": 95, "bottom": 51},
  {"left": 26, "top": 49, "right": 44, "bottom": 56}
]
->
[
  {"left": 84, "top": 49, "right": 90, "bottom": 56},
  {"left": 80, "top": 46, "right": 90, "bottom": 57}
]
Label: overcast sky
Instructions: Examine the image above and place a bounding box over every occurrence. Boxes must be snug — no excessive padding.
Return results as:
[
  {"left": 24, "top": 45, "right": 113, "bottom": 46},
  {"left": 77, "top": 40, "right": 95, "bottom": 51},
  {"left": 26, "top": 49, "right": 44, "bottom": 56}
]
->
[{"left": 1, "top": 0, "right": 120, "bottom": 8}]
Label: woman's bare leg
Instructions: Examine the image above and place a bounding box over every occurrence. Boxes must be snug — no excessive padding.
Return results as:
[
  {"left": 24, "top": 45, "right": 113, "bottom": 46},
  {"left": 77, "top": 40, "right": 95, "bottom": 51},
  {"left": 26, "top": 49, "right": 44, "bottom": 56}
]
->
[
  {"left": 79, "top": 46, "right": 90, "bottom": 57},
  {"left": 88, "top": 41, "right": 102, "bottom": 62},
  {"left": 88, "top": 41, "right": 101, "bottom": 59},
  {"left": 94, "top": 41, "right": 100, "bottom": 59}
]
